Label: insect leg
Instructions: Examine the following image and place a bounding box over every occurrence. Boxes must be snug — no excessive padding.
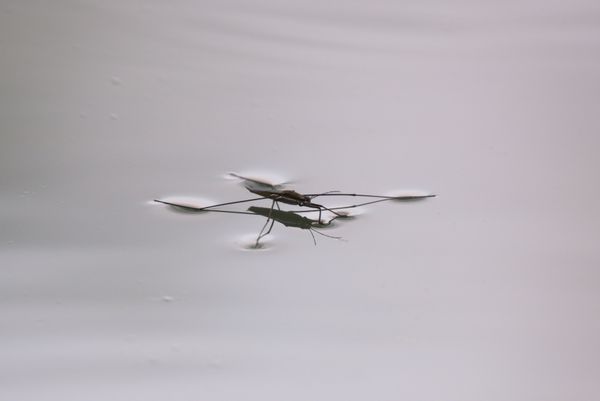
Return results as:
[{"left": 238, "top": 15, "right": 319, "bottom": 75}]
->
[
  {"left": 255, "top": 199, "right": 276, "bottom": 247},
  {"left": 255, "top": 218, "right": 275, "bottom": 247}
]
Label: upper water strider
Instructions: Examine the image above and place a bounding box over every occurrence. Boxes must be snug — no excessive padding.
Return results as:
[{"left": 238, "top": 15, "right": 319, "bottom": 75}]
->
[{"left": 154, "top": 172, "right": 436, "bottom": 248}]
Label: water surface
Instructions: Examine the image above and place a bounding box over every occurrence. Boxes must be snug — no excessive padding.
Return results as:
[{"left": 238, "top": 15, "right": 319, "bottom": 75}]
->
[{"left": 1, "top": 1, "right": 600, "bottom": 400}]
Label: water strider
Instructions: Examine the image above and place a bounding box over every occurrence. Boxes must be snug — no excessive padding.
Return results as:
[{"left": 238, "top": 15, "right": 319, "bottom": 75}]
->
[{"left": 154, "top": 173, "right": 436, "bottom": 248}]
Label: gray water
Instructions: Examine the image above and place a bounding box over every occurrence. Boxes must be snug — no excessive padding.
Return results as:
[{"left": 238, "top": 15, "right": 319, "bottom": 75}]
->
[{"left": 2, "top": 1, "right": 600, "bottom": 400}]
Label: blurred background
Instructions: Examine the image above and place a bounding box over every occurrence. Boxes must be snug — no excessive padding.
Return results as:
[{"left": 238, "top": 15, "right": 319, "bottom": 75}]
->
[{"left": 1, "top": 0, "right": 599, "bottom": 400}]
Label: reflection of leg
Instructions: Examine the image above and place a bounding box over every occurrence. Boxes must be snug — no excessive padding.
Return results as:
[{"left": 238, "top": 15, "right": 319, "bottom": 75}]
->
[
  {"left": 255, "top": 200, "right": 276, "bottom": 247},
  {"left": 257, "top": 218, "right": 275, "bottom": 246},
  {"left": 311, "top": 228, "right": 343, "bottom": 241},
  {"left": 308, "top": 229, "right": 317, "bottom": 245},
  {"left": 255, "top": 217, "right": 270, "bottom": 247}
]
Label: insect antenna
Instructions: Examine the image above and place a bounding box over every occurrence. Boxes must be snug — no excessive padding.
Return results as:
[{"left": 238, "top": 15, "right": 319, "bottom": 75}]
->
[{"left": 307, "top": 190, "right": 340, "bottom": 200}]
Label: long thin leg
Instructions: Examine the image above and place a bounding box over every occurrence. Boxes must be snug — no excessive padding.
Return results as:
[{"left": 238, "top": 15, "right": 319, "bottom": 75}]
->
[
  {"left": 256, "top": 218, "right": 275, "bottom": 247},
  {"left": 154, "top": 197, "right": 267, "bottom": 211},
  {"left": 308, "top": 202, "right": 345, "bottom": 219},
  {"left": 311, "top": 227, "right": 344, "bottom": 241},
  {"left": 255, "top": 200, "right": 276, "bottom": 247},
  {"left": 289, "top": 195, "right": 436, "bottom": 214},
  {"left": 307, "top": 227, "right": 343, "bottom": 245},
  {"left": 314, "top": 205, "right": 340, "bottom": 224},
  {"left": 308, "top": 229, "right": 317, "bottom": 245},
  {"left": 305, "top": 192, "right": 436, "bottom": 200}
]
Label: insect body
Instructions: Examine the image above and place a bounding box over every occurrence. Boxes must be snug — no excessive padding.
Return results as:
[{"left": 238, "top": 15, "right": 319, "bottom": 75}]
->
[{"left": 230, "top": 173, "right": 342, "bottom": 224}]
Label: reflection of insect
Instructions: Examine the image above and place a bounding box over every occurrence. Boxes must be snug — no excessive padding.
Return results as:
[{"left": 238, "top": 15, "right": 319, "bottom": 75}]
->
[
  {"left": 154, "top": 173, "right": 436, "bottom": 248},
  {"left": 247, "top": 206, "right": 342, "bottom": 246}
]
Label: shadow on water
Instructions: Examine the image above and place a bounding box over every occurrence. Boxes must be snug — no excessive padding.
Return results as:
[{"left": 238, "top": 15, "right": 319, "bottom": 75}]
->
[{"left": 248, "top": 206, "right": 345, "bottom": 247}]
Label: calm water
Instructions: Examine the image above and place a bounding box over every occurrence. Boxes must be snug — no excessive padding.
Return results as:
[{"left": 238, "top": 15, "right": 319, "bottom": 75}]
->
[{"left": 2, "top": 1, "right": 600, "bottom": 400}]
